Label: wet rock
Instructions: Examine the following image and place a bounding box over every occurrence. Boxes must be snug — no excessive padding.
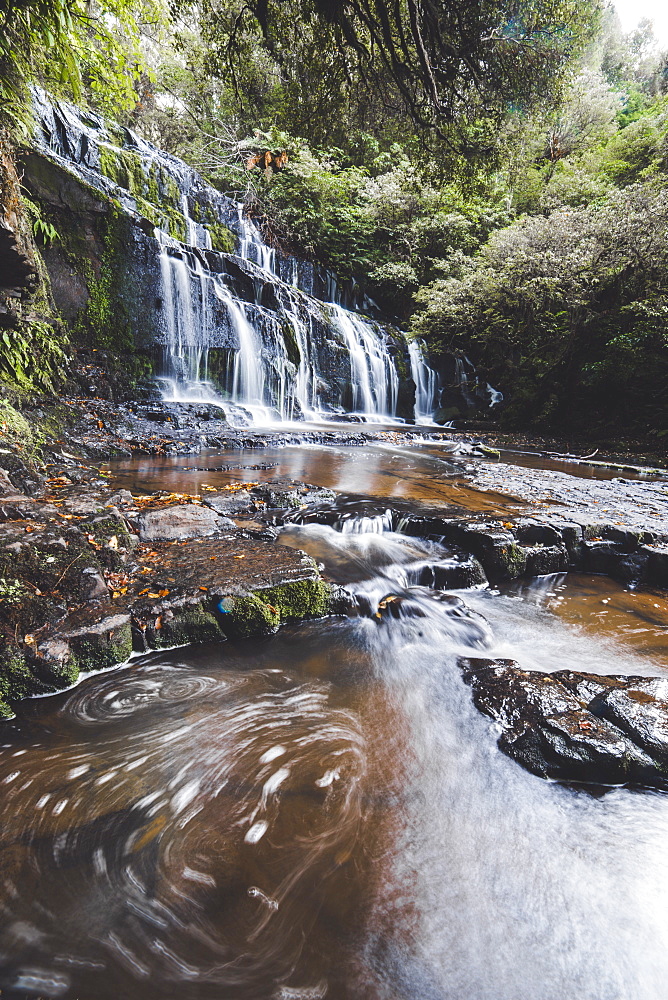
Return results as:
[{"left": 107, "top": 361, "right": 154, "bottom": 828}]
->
[
  {"left": 460, "top": 658, "right": 668, "bottom": 789},
  {"left": 416, "top": 554, "right": 487, "bottom": 589},
  {"left": 202, "top": 492, "right": 255, "bottom": 517},
  {"left": 645, "top": 545, "right": 668, "bottom": 587},
  {"left": 65, "top": 611, "right": 133, "bottom": 671},
  {"left": 555, "top": 672, "right": 668, "bottom": 765},
  {"left": 515, "top": 521, "right": 563, "bottom": 547},
  {"left": 445, "top": 523, "right": 528, "bottom": 581},
  {"left": 34, "top": 637, "right": 73, "bottom": 673},
  {"left": 79, "top": 567, "right": 109, "bottom": 600},
  {"left": 133, "top": 503, "right": 225, "bottom": 541},
  {"left": 148, "top": 607, "right": 224, "bottom": 648},
  {"left": 523, "top": 544, "right": 569, "bottom": 577},
  {"left": 0, "top": 469, "right": 16, "bottom": 495}
]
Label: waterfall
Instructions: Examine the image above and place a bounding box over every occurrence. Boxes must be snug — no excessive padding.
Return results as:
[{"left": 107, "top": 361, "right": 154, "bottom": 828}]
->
[
  {"left": 236, "top": 203, "right": 276, "bottom": 274},
  {"left": 329, "top": 304, "right": 399, "bottom": 420},
  {"left": 408, "top": 339, "right": 437, "bottom": 423},
  {"left": 31, "top": 90, "right": 444, "bottom": 427}
]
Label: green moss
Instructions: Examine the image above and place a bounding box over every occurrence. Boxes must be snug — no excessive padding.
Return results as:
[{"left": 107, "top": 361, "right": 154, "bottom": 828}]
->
[
  {"left": 258, "top": 578, "right": 332, "bottom": 619},
  {"left": 282, "top": 319, "right": 302, "bottom": 367},
  {"left": 152, "top": 607, "right": 223, "bottom": 648},
  {"left": 75, "top": 207, "right": 136, "bottom": 351},
  {"left": 207, "top": 221, "right": 236, "bottom": 253},
  {"left": 0, "top": 400, "right": 39, "bottom": 456},
  {"left": 147, "top": 163, "right": 160, "bottom": 205},
  {"left": 498, "top": 543, "right": 528, "bottom": 579},
  {"left": 70, "top": 623, "right": 132, "bottom": 672},
  {"left": 98, "top": 146, "right": 147, "bottom": 198},
  {"left": 162, "top": 171, "right": 182, "bottom": 207},
  {"left": 225, "top": 594, "right": 281, "bottom": 638},
  {"left": 43, "top": 655, "right": 80, "bottom": 690},
  {"left": 0, "top": 645, "right": 39, "bottom": 699},
  {"left": 223, "top": 578, "right": 332, "bottom": 638},
  {"left": 164, "top": 207, "right": 187, "bottom": 242}
]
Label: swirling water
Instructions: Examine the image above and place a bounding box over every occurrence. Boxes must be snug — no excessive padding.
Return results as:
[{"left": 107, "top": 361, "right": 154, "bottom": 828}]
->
[{"left": 1, "top": 518, "right": 668, "bottom": 998}]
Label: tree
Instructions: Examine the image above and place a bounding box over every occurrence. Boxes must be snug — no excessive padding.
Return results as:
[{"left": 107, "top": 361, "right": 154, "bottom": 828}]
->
[
  {"left": 0, "top": 0, "right": 164, "bottom": 126},
  {"left": 196, "top": 0, "right": 599, "bottom": 159}
]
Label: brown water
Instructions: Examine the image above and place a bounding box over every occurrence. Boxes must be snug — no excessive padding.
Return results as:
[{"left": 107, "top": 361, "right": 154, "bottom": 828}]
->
[
  {"left": 106, "top": 442, "right": 525, "bottom": 515},
  {"left": 2, "top": 449, "right": 668, "bottom": 999}
]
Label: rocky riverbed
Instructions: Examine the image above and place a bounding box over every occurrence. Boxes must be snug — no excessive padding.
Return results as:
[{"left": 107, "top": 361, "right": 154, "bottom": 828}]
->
[{"left": 0, "top": 394, "right": 667, "bottom": 792}]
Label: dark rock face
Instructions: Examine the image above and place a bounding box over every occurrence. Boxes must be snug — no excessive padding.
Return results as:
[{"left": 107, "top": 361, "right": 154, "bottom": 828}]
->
[
  {"left": 390, "top": 510, "right": 668, "bottom": 587},
  {"left": 460, "top": 657, "right": 668, "bottom": 790},
  {"left": 0, "top": 142, "right": 38, "bottom": 298}
]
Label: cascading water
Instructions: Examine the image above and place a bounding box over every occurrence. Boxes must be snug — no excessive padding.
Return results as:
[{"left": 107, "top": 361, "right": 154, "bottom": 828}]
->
[
  {"left": 30, "top": 90, "right": 441, "bottom": 426},
  {"left": 329, "top": 304, "right": 399, "bottom": 420},
  {"left": 407, "top": 339, "right": 437, "bottom": 423},
  {"left": 236, "top": 202, "right": 276, "bottom": 274},
  {"left": 3, "top": 501, "right": 668, "bottom": 999}
]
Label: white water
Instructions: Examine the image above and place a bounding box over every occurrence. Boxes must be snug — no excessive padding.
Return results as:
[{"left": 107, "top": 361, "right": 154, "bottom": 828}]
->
[
  {"left": 277, "top": 520, "right": 668, "bottom": 1000},
  {"left": 237, "top": 202, "right": 276, "bottom": 274},
  {"left": 408, "top": 339, "right": 437, "bottom": 423},
  {"left": 2, "top": 486, "right": 668, "bottom": 996},
  {"left": 329, "top": 304, "right": 399, "bottom": 420}
]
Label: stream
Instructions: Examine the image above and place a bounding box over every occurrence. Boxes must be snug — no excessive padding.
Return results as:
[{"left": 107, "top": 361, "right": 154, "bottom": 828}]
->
[{"left": 1, "top": 443, "right": 668, "bottom": 999}]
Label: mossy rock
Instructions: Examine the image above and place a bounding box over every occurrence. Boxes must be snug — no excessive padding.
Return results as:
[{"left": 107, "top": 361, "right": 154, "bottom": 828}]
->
[
  {"left": 0, "top": 643, "right": 45, "bottom": 700},
  {"left": 258, "top": 578, "right": 332, "bottom": 620},
  {"left": 78, "top": 513, "right": 134, "bottom": 570},
  {"left": 0, "top": 699, "right": 14, "bottom": 720},
  {"left": 151, "top": 607, "right": 224, "bottom": 648},
  {"left": 498, "top": 543, "right": 528, "bottom": 579},
  {"left": 223, "top": 594, "right": 281, "bottom": 639},
  {"left": 68, "top": 618, "right": 133, "bottom": 672},
  {"left": 282, "top": 320, "right": 302, "bottom": 367},
  {"left": 207, "top": 221, "right": 236, "bottom": 254},
  {"left": 222, "top": 579, "right": 333, "bottom": 639},
  {"left": 36, "top": 653, "right": 80, "bottom": 691}
]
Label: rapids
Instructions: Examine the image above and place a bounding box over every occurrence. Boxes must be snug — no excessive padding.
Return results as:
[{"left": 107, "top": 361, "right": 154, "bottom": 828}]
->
[{"left": 1, "top": 473, "right": 668, "bottom": 998}]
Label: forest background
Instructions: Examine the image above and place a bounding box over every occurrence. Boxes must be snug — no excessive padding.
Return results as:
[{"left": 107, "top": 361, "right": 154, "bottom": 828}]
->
[{"left": 1, "top": 0, "right": 668, "bottom": 437}]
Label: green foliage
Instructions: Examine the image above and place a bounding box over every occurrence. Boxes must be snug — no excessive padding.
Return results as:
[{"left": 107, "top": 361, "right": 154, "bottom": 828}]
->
[
  {"left": 197, "top": 0, "right": 597, "bottom": 156},
  {"left": 21, "top": 194, "right": 60, "bottom": 246},
  {"left": 0, "top": 578, "right": 29, "bottom": 606},
  {"left": 0, "top": 1, "right": 165, "bottom": 127},
  {"left": 0, "top": 323, "right": 66, "bottom": 395},
  {"left": 412, "top": 174, "right": 668, "bottom": 432},
  {"left": 251, "top": 137, "right": 508, "bottom": 316}
]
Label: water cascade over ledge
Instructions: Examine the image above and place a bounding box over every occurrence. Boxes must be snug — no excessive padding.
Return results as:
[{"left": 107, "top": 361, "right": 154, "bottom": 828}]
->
[{"left": 30, "top": 91, "right": 441, "bottom": 426}]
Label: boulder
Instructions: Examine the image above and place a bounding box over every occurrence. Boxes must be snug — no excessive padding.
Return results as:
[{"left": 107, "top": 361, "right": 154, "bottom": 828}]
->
[
  {"left": 133, "top": 503, "right": 226, "bottom": 541},
  {"left": 460, "top": 657, "right": 668, "bottom": 789}
]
